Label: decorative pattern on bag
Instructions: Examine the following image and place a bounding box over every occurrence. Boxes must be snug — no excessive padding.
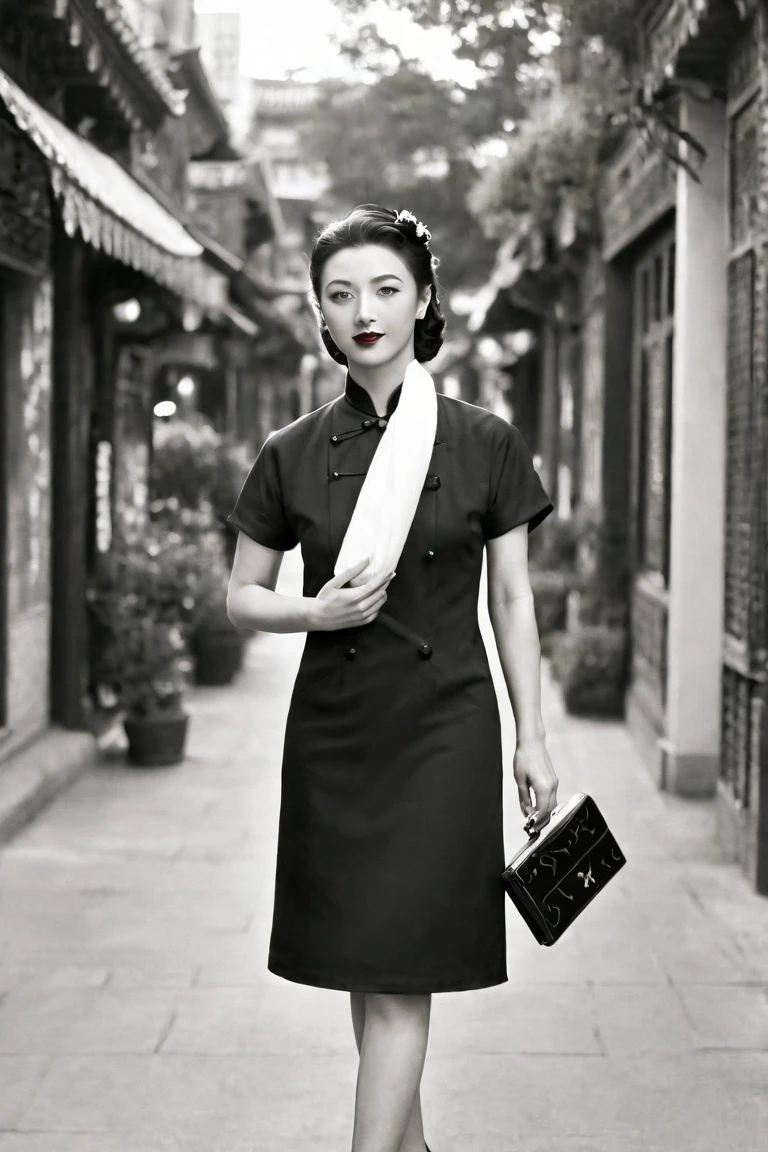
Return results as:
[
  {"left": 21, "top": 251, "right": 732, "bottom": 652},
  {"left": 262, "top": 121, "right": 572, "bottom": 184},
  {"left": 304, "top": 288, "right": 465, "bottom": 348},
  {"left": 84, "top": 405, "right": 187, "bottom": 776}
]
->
[{"left": 501, "top": 794, "right": 626, "bottom": 946}]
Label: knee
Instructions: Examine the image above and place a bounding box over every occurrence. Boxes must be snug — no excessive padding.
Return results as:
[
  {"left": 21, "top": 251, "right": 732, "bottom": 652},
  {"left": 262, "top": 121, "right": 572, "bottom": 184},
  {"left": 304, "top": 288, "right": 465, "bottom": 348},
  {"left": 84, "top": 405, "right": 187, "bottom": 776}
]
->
[{"left": 363, "top": 992, "right": 431, "bottom": 1024}]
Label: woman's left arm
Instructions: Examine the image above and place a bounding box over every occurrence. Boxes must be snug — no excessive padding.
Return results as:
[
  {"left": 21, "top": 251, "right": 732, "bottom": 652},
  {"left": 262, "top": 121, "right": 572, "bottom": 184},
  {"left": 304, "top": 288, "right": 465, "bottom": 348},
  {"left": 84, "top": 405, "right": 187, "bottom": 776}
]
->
[{"left": 486, "top": 524, "right": 559, "bottom": 832}]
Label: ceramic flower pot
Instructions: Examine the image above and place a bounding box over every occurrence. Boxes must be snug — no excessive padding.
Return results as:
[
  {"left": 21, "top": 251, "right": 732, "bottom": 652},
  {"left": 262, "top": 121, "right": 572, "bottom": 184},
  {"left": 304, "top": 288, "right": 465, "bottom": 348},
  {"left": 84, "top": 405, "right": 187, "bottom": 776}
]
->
[
  {"left": 193, "top": 627, "right": 245, "bottom": 687},
  {"left": 123, "top": 708, "right": 190, "bottom": 767}
]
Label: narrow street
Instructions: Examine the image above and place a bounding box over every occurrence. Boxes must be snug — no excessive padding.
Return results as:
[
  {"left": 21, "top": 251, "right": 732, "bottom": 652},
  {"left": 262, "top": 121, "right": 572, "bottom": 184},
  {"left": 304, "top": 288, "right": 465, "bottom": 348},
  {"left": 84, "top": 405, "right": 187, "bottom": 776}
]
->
[{"left": 0, "top": 549, "right": 767, "bottom": 1152}]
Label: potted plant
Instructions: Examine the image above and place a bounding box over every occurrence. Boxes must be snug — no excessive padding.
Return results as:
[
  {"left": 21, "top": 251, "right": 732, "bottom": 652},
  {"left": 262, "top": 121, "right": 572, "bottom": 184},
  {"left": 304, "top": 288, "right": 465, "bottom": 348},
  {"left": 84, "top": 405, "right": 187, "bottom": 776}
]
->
[
  {"left": 550, "top": 625, "right": 629, "bottom": 717},
  {"left": 189, "top": 543, "right": 246, "bottom": 687},
  {"left": 88, "top": 527, "right": 215, "bottom": 766},
  {"left": 151, "top": 415, "right": 251, "bottom": 564},
  {"left": 148, "top": 483, "right": 247, "bottom": 687},
  {"left": 192, "top": 594, "right": 246, "bottom": 687}
]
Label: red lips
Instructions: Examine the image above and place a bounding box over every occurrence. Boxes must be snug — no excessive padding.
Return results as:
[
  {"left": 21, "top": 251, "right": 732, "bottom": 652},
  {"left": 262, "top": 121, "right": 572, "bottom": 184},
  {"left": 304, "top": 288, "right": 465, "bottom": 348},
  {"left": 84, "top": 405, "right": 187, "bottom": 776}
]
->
[{"left": 353, "top": 332, "right": 383, "bottom": 345}]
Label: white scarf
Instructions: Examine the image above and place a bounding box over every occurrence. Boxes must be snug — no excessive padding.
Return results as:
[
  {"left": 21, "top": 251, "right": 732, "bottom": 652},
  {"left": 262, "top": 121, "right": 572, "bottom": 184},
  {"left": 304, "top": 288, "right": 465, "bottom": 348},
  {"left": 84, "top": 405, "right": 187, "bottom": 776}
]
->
[{"left": 334, "top": 358, "right": 438, "bottom": 588}]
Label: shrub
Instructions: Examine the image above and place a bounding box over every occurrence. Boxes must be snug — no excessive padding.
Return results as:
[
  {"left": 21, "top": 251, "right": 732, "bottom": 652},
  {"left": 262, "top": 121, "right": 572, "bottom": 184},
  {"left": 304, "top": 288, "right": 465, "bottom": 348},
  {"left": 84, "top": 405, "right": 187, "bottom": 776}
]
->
[
  {"left": 550, "top": 626, "right": 628, "bottom": 717},
  {"left": 151, "top": 415, "right": 251, "bottom": 533},
  {"left": 530, "top": 569, "right": 578, "bottom": 655},
  {"left": 528, "top": 515, "right": 580, "bottom": 573},
  {"left": 87, "top": 524, "right": 231, "bottom": 716}
]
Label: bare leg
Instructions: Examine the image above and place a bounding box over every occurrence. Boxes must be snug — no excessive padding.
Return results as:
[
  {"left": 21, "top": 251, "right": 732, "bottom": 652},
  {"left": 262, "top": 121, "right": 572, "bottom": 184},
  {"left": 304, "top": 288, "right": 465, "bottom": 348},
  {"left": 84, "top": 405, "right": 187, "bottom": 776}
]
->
[
  {"left": 349, "top": 991, "right": 431, "bottom": 1152},
  {"left": 350, "top": 994, "right": 428, "bottom": 1152}
]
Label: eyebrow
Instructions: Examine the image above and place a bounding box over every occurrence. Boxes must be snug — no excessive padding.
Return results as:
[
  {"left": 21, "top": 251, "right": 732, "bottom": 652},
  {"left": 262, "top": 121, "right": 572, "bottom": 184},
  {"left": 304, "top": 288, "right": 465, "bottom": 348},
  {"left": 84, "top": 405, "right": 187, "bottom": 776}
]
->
[{"left": 325, "top": 274, "right": 404, "bottom": 288}]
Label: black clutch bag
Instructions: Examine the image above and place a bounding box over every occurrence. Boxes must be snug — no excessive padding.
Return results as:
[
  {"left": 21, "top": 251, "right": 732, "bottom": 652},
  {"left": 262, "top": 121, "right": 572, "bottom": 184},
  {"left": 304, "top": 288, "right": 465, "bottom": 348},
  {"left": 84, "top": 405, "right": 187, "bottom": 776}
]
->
[{"left": 501, "top": 793, "right": 626, "bottom": 946}]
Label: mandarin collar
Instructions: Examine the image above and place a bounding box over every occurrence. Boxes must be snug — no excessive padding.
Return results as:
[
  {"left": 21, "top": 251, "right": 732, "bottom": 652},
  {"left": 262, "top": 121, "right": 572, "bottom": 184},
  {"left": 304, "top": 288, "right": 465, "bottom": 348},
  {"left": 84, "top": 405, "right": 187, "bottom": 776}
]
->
[{"left": 344, "top": 372, "right": 403, "bottom": 418}]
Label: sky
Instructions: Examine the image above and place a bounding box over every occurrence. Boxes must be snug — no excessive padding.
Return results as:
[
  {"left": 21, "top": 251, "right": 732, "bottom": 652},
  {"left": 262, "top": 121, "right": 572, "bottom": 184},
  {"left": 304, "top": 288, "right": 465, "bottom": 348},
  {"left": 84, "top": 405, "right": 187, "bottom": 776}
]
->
[{"left": 193, "top": 0, "right": 481, "bottom": 85}]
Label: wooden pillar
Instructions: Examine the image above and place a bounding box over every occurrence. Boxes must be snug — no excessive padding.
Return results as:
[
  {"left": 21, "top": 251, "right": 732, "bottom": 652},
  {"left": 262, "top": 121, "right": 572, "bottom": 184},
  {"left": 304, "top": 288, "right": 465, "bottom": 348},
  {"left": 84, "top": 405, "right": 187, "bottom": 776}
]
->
[
  {"left": 50, "top": 232, "right": 93, "bottom": 730},
  {"left": 662, "top": 95, "right": 727, "bottom": 796},
  {"left": 601, "top": 260, "right": 633, "bottom": 555},
  {"left": 538, "top": 319, "right": 560, "bottom": 500}
]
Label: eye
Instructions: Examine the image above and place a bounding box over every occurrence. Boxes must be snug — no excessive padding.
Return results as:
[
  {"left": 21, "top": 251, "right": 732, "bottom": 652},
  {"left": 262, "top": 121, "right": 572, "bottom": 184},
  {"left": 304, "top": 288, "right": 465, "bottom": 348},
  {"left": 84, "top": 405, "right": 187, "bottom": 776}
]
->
[
  {"left": 379, "top": 286, "right": 399, "bottom": 296},
  {"left": 329, "top": 290, "right": 351, "bottom": 301}
]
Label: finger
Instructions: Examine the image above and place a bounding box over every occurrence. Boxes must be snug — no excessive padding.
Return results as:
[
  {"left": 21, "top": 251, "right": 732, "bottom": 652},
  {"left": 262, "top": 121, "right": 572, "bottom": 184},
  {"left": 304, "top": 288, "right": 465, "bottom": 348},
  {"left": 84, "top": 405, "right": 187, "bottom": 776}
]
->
[
  {"left": 517, "top": 780, "right": 532, "bottom": 816},
  {"left": 531, "top": 794, "right": 557, "bottom": 830},
  {"left": 356, "top": 588, "right": 388, "bottom": 615},
  {"left": 359, "top": 593, "right": 388, "bottom": 619},
  {"left": 355, "top": 568, "right": 395, "bottom": 600},
  {"left": 329, "top": 558, "right": 369, "bottom": 588}
]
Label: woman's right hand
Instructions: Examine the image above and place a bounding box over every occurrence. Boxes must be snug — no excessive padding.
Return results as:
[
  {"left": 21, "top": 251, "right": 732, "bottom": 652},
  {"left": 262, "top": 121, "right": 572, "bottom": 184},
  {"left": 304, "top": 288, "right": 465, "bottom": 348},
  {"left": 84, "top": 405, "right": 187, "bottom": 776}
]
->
[{"left": 309, "top": 558, "right": 393, "bottom": 631}]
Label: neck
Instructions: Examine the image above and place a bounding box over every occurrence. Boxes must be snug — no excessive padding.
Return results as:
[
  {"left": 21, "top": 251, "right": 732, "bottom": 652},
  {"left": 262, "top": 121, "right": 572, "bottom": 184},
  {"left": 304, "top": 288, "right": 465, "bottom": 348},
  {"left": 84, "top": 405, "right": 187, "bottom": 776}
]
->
[{"left": 346, "top": 343, "right": 417, "bottom": 416}]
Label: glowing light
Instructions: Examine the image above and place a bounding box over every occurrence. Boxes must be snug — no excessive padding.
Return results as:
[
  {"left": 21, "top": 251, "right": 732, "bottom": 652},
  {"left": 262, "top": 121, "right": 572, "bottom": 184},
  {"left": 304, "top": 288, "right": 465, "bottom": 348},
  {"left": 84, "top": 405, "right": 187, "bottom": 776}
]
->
[
  {"left": 477, "top": 337, "right": 504, "bottom": 364},
  {"left": 182, "top": 303, "right": 203, "bottom": 332},
  {"left": 176, "top": 376, "right": 196, "bottom": 397},
  {"left": 509, "top": 329, "right": 535, "bottom": 357},
  {"left": 113, "top": 298, "right": 141, "bottom": 323},
  {"left": 154, "top": 400, "right": 177, "bottom": 418}
]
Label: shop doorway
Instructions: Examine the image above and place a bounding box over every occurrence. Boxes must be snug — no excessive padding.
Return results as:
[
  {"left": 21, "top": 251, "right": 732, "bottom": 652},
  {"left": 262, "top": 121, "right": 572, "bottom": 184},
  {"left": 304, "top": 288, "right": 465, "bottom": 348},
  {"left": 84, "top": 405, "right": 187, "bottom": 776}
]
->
[{"left": 628, "top": 227, "right": 675, "bottom": 743}]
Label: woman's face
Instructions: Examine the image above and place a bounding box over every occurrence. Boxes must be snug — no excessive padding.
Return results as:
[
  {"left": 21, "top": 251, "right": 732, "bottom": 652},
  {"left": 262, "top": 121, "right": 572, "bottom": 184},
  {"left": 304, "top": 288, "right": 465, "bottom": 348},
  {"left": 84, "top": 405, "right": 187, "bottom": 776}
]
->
[{"left": 319, "top": 244, "right": 431, "bottom": 370}]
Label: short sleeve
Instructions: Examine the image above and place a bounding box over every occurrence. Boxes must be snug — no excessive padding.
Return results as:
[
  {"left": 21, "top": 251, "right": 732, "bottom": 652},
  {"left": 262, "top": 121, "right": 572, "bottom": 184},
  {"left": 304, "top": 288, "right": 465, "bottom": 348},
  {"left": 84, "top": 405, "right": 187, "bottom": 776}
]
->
[
  {"left": 226, "top": 435, "right": 298, "bottom": 552},
  {"left": 482, "top": 422, "right": 554, "bottom": 540}
]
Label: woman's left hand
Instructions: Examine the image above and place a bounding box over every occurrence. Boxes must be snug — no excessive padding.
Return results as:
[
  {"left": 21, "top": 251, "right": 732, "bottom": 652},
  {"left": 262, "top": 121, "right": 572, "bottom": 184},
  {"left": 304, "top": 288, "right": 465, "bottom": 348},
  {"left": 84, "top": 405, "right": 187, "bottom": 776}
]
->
[{"left": 513, "top": 737, "right": 559, "bottom": 833}]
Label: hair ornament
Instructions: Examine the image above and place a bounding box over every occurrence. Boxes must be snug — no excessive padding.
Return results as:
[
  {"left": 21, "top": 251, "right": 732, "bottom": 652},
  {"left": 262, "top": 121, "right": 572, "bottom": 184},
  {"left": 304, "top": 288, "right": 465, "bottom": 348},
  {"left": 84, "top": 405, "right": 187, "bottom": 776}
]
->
[{"left": 393, "top": 209, "right": 431, "bottom": 242}]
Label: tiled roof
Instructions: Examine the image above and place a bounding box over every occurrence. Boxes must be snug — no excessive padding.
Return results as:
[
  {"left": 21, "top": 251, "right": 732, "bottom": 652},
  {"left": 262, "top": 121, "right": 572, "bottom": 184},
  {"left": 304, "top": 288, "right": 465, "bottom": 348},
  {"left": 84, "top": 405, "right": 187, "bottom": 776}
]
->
[
  {"left": 52, "top": 0, "right": 186, "bottom": 124},
  {"left": 641, "top": 0, "right": 758, "bottom": 97},
  {"left": 250, "top": 78, "right": 319, "bottom": 114}
]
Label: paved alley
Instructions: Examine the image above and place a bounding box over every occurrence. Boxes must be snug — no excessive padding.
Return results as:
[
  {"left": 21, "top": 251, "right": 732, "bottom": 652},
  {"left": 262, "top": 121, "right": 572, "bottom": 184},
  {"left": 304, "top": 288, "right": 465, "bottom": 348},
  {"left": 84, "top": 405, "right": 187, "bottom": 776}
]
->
[{"left": 0, "top": 550, "right": 767, "bottom": 1152}]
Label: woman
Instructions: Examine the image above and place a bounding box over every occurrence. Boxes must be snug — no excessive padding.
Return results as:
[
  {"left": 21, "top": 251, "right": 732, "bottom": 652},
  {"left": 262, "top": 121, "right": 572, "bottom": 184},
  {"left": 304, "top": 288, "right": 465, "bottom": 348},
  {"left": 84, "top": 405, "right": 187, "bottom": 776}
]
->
[{"left": 226, "top": 204, "right": 559, "bottom": 1152}]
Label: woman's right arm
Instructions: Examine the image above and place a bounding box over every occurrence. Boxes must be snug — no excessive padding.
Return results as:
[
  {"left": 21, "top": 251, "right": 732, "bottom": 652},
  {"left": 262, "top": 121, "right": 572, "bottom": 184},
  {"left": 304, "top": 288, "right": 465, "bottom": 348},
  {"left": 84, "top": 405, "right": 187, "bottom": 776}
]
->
[{"left": 226, "top": 534, "right": 392, "bottom": 635}]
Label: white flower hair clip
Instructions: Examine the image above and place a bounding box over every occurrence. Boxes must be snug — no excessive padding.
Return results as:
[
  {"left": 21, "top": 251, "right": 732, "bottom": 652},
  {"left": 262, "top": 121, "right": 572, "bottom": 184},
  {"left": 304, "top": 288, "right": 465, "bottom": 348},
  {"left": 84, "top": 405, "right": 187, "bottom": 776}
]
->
[{"left": 393, "top": 209, "right": 432, "bottom": 242}]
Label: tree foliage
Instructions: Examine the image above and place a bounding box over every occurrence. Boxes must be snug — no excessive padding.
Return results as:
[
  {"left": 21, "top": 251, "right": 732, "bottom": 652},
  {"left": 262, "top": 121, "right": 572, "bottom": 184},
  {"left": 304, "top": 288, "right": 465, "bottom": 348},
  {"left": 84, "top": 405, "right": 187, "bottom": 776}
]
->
[
  {"left": 300, "top": 65, "right": 499, "bottom": 292},
  {"left": 469, "top": 61, "right": 622, "bottom": 241},
  {"left": 313, "top": 1, "right": 651, "bottom": 294}
]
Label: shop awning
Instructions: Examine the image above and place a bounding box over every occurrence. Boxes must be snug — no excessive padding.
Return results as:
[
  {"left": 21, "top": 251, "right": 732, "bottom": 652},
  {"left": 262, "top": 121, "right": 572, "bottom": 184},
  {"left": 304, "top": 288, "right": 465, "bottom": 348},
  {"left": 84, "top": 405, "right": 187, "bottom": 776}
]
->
[
  {"left": 0, "top": 66, "right": 202, "bottom": 294},
  {"left": 223, "top": 304, "right": 259, "bottom": 337},
  {"left": 186, "top": 224, "right": 306, "bottom": 301}
]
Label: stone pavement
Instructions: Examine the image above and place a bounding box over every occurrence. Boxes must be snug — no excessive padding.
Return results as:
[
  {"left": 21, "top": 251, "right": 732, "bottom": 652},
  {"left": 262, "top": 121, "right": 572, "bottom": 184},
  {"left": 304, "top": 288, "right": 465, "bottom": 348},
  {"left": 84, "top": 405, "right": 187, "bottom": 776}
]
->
[{"left": 1, "top": 548, "right": 767, "bottom": 1152}]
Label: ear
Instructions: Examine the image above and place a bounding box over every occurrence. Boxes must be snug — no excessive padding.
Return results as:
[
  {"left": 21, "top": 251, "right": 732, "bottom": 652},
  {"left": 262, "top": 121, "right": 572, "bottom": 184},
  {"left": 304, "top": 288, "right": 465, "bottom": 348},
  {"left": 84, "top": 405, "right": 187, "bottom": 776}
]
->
[{"left": 416, "top": 286, "right": 432, "bottom": 321}]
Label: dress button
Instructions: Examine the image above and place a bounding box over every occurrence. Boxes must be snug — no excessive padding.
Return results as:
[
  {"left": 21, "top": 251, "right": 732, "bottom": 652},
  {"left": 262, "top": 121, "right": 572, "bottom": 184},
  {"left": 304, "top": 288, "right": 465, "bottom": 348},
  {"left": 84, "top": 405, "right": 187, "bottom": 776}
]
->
[
  {"left": 363, "top": 420, "right": 372, "bottom": 428},
  {"left": 331, "top": 435, "right": 338, "bottom": 443},
  {"left": 331, "top": 471, "right": 340, "bottom": 479},
  {"left": 418, "top": 643, "right": 432, "bottom": 659},
  {"left": 424, "top": 550, "right": 435, "bottom": 561},
  {"left": 377, "top": 418, "right": 387, "bottom": 429},
  {"left": 344, "top": 646, "right": 356, "bottom": 660},
  {"left": 425, "top": 474, "right": 441, "bottom": 490}
]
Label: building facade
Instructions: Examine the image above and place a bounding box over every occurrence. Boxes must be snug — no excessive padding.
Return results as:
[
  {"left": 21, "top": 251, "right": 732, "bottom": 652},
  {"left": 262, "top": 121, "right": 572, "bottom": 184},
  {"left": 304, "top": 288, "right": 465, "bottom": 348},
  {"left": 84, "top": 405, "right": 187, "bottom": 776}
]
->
[
  {"left": 0, "top": 0, "right": 212, "bottom": 831},
  {"left": 464, "top": 1, "right": 768, "bottom": 893}
]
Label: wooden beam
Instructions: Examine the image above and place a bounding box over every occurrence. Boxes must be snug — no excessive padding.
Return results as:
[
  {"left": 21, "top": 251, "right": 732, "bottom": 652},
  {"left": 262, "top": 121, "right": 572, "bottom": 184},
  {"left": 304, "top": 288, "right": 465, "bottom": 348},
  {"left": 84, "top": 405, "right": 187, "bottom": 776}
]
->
[{"left": 50, "top": 230, "right": 93, "bottom": 730}]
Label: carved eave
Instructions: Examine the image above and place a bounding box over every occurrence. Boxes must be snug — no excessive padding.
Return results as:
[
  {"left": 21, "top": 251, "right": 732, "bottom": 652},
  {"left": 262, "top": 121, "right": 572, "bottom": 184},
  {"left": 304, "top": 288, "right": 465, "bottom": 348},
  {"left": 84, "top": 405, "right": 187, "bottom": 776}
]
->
[
  {"left": 51, "top": 0, "right": 186, "bottom": 130},
  {"left": 640, "top": 0, "right": 758, "bottom": 100},
  {"left": 600, "top": 126, "right": 677, "bottom": 260},
  {"left": 171, "top": 48, "right": 229, "bottom": 155}
]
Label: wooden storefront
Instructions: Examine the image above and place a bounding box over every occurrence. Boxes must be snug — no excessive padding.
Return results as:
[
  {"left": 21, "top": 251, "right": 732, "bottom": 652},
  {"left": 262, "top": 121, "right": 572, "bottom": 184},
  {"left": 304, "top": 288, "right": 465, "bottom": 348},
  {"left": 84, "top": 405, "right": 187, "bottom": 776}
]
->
[
  {"left": 0, "top": 111, "right": 54, "bottom": 759},
  {"left": 0, "top": 2, "right": 206, "bottom": 767},
  {"left": 601, "top": 128, "right": 677, "bottom": 776},
  {"left": 631, "top": 0, "right": 768, "bottom": 889},
  {"left": 717, "top": 13, "right": 768, "bottom": 889}
]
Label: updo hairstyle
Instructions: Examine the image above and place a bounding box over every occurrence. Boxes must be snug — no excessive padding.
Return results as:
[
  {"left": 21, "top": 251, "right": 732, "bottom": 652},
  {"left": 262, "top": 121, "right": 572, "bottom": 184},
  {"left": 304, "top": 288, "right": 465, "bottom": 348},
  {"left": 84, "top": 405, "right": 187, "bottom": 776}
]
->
[{"left": 308, "top": 203, "right": 446, "bottom": 365}]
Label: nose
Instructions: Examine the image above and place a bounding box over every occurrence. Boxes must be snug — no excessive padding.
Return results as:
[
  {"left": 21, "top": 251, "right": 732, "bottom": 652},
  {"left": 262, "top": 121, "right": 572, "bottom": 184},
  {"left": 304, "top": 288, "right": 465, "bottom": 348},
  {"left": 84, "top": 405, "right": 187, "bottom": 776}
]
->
[{"left": 354, "top": 294, "right": 377, "bottom": 328}]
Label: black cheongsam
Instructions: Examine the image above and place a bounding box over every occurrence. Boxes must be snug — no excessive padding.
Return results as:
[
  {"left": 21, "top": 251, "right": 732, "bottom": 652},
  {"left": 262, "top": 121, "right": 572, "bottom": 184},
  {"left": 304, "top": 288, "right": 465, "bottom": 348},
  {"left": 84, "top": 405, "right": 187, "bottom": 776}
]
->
[{"left": 227, "top": 374, "right": 553, "bottom": 993}]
